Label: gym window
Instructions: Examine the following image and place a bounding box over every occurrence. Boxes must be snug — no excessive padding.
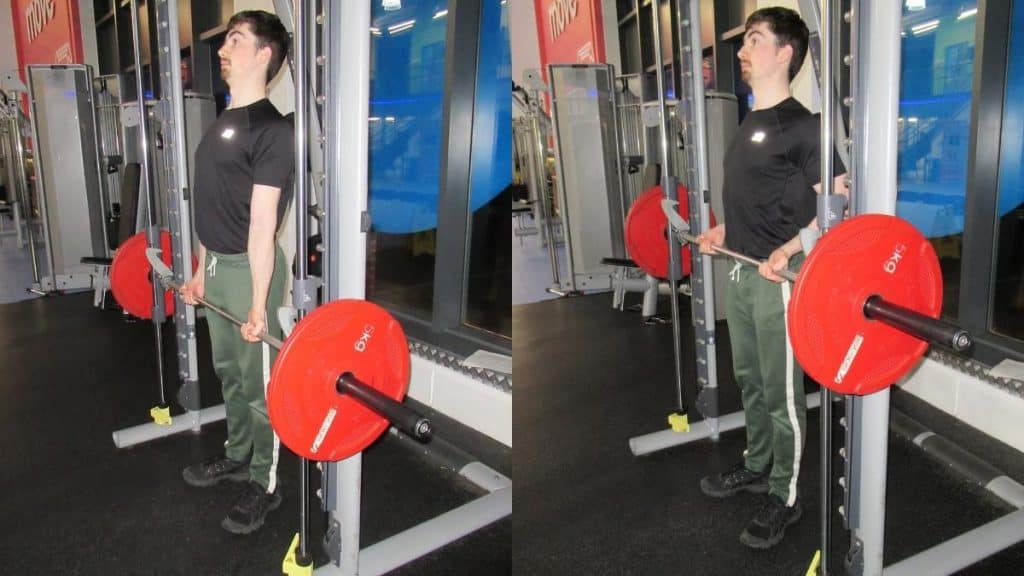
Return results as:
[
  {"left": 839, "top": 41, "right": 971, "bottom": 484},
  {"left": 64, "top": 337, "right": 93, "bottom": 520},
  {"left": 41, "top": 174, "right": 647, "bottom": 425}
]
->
[
  {"left": 366, "top": 0, "right": 510, "bottom": 355},
  {"left": 898, "top": 0, "right": 1024, "bottom": 364}
]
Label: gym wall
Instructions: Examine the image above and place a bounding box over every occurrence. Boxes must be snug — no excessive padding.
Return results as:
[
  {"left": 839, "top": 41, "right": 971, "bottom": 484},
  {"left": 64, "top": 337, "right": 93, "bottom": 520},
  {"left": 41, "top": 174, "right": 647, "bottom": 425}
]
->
[
  {"left": 0, "top": 2, "right": 18, "bottom": 76},
  {"left": 511, "top": 0, "right": 542, "bottom": 106}
]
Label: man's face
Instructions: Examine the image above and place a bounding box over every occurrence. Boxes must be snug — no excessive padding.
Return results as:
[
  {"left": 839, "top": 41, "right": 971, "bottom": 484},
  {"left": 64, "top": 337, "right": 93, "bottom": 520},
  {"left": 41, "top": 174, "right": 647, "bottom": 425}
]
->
[
  {"left": 217, "top": 23, "right": 267, "bottom": 84},
  {"left": 737, "top": 22, "right": 789, "bottom": 85}
]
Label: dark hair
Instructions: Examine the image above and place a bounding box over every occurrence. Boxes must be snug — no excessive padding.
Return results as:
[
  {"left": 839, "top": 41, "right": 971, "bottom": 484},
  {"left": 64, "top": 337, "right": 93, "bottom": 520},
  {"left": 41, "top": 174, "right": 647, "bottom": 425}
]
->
[
  {"left": 745, "top": 7, "right": 809, "bottom": 82},
  {"left": 227, "top": 10, "right": 290, "bottom": 84}
]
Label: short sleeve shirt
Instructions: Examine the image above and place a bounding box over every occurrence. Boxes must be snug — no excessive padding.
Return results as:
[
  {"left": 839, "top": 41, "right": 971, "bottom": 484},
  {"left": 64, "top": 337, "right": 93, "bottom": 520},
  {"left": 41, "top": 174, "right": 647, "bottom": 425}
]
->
[
  {"left": 193, "top": 98, "right": 294, "bottom": 254},
  {"left": 721, "top": 97, "right": 838, "bottom": 260}
]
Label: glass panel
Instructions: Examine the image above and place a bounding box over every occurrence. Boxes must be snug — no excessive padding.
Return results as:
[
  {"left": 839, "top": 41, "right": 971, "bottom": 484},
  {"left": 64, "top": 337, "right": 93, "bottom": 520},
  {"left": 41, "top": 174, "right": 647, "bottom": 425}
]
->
[
  {"left": 365, "top": 1, "right": 449, "bottom": 316},
  {"left": 464, "top": 0, "right": 512, "bottom": 338},
  {"left": 896, "top": 0, "right": 976, "bottom": 318},
  {"left": 992, "top": 2, "right": 1024, "bottom": 340}
]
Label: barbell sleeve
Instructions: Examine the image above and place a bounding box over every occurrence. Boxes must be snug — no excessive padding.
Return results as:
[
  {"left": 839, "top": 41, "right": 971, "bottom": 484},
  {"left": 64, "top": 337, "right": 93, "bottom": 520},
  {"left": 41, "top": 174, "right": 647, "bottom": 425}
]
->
[
  {"left": 337, "top": 374, "right": 434, "bottom": 441},
  {"left": 863, "top": 295, "right": 973, "bottom": 352}
]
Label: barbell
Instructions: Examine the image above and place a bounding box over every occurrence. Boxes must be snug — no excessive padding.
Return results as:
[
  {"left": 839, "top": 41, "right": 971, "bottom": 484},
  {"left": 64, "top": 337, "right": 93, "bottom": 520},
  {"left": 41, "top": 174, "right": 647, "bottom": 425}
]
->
[
  {"left": 131, "top": 245, "right": 431, "bottom": 461},
  {"left": 620, "top": 191, "right": 973, "bottom": 396}
]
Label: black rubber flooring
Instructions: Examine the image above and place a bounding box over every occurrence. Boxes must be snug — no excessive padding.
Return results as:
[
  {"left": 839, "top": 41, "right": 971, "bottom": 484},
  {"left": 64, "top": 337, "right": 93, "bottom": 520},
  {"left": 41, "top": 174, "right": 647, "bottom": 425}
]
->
[
  {"left": 513, "top": 292, "right": 1024, "bottom": 575},
  {"left": 0, "top": 293, "right": 510, "bottom": 575}
]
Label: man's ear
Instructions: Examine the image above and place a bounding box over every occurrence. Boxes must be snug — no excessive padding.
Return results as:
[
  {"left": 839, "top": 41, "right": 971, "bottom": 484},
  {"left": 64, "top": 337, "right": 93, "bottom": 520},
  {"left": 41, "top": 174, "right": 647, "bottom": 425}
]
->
[
  {"left": 256, "top": 44, "right": 273, "bottom": 67},
  {"left": 777, "top": 43, "right": 794, "bottom": 68}
]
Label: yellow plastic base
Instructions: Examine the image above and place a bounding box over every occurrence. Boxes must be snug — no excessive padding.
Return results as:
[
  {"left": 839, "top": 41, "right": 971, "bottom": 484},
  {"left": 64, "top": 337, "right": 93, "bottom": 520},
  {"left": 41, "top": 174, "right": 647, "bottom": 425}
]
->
[
  {"left": 282, "top": 533, "right": 314, "bottom": 576},
  {"left": 667, "top": 411, "right": 690, "bottom": 432},
  {"left": 805, "top": 550, "right": 821, "bottom": 576},
  {"left": 150, "top": 405, "right": 172, "bottom": 426}
]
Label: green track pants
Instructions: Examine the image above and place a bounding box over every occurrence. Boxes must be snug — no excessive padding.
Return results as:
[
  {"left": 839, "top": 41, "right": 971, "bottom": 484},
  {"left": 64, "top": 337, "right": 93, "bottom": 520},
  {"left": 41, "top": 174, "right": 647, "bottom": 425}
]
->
[
  {"left": 203, "top": 247, "right": 286, "bottom": 493},
  {"left": 725, "top": 257, "right": 807, "bottom": 506}
]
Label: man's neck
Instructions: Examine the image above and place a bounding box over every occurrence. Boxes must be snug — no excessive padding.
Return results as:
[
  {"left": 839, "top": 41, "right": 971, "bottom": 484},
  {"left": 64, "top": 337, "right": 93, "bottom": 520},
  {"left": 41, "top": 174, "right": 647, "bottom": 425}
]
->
[
  {"left": 227, "top": 81, "right": 267, "bottom": 109},
  {"left": 750, "top": 79, "right": 792, "bottom": 111}
]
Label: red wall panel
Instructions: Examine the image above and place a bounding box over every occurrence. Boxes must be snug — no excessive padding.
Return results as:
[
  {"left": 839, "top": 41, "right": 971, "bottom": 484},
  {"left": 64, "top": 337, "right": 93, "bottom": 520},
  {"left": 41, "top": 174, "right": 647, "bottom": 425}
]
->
[
  {"left": 533, "top": 0, "right": 606, "bottom": 67},
  {"left": 10, "top": 0, "right": 86, "bottom": 70}
]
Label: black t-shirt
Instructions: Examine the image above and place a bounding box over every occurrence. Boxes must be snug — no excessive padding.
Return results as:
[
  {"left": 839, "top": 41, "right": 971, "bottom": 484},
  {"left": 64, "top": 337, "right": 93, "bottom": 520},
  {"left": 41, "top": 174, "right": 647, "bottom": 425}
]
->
[
  {"left": 193, "top": 98, "right": 294, "bottom": 254},
  {"left": 722, "top": 97, "right": 838, "bottom": 260}
]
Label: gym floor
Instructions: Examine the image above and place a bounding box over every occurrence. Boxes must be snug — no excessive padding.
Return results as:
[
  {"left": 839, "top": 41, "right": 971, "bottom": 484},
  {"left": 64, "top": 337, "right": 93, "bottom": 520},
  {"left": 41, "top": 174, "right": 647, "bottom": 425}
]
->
[
  {"left": 513, "top": 292, "right": 1024, "bottom": 575},
  {"left": 0, "top": 293, "right": 510, "bottom": 575}
]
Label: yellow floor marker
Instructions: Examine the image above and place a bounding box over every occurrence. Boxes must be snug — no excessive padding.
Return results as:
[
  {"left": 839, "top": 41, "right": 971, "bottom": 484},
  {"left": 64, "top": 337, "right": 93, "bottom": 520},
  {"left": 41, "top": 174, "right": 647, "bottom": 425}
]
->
[
  {"left": 668, "top": 411, "right": 690, "bottom": 432},
  {"left": 805, "top": 550, "right": 821, "bottom": 576},
  {"left": 149, "top": 405, "right": 171, "bottom": 425},
  {"left": 282, "top": 533, "right": 314, "bottom": 576}
]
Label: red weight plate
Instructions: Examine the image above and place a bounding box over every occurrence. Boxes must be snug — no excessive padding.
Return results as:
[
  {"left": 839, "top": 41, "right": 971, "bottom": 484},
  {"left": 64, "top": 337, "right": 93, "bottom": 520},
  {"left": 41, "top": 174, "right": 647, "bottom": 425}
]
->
[
  {"left": 267, "top": 299, "right": 410, "bottom": 461},
  {"left": 788, "top": 214, "right": 942, "bottom": 395},
  {"left": 110, "top": 230, "right": 176, "bottom": 319},
  {"left": 624, "top": 185, "right": 697, "bottom": 279}
]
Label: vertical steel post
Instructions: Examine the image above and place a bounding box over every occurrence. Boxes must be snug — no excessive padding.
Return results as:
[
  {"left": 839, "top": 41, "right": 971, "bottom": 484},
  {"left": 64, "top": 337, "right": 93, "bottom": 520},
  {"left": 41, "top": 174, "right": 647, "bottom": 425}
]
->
[
  {"left": 129, "top": 0, "right": 167, "bottom": 407},
  {"left": 291, "top": 0, "right": 313, "bottom": 566},
  {"left": 676, "top": 0, "right": 719, "bottom": 429},
  {"left": 324, "top": 0, "right": 371, "bottom": 572},
  {"left": 152, "top": 0, "right": 200, "bottom": 423},
  {"left": 650, "top": 0, "right": 686, "bottom": 416},
  {"left": 846, "top": 1, "right": 903, "bottom": 574}
]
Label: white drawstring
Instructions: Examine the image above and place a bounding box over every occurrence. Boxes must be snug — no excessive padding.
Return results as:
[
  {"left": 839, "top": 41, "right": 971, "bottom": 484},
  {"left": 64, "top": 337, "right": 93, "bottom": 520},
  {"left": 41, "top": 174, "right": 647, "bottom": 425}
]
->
[
  {"left": 729, "top": 260, "right": 742, "bottom": 283},
  {"left": 206, "top": 254, "right": 218, "bottom": 277}
]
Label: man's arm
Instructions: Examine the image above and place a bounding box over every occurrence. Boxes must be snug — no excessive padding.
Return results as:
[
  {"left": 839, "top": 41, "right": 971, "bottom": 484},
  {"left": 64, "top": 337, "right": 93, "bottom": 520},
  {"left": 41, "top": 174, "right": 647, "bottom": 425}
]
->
[
  {"left": 242, "top": 184, "right": 282, "bottom": 341},
  {"left": 696, "top": 222, "right": 726, "bottom": 254},
  {"left": 180, "top": 242, "right": 207, "bottom": 305},
  {"left": 760, "top": 173, "right": 849, "bottom": 282}
]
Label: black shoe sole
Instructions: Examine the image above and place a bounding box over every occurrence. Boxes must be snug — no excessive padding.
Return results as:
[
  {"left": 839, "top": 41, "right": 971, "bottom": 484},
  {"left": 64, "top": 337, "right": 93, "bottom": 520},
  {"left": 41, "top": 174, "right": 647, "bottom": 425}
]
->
[
  {"left": 220, "top": 495, "right": 282, "bottom": 535},
  {"left": 739, "top": 504, "right": 803, "bottom": 549},
  {"left": 699, "top": 476, "right": 770, "bottom": 498},
  {"left": 182, "top": 468, "right": 250, "bottom": 488}
]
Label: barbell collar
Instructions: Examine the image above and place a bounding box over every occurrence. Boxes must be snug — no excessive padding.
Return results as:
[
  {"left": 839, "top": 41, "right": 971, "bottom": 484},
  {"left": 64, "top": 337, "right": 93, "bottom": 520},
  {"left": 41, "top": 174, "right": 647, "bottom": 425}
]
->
[
  {"left": 337, "top": 373, "right": 433, "bottom": 441},
  {"left": 863, "top": 295, "right": 973, "bottom": 352}
]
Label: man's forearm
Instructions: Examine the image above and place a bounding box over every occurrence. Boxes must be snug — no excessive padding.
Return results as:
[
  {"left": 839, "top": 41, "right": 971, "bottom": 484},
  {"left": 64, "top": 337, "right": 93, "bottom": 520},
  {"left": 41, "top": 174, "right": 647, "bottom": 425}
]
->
[
  {"left": 248, "top": 225, "right": 275, "bottom": 314},
  {"left": 777, "top": 217, "right": 817, "bottom": 258},
  {"left": 248, "top": 185, "right": 283, "bottom": 315},
  {"left": 195, "top": 243, "right": 206, "bottom": 278}
]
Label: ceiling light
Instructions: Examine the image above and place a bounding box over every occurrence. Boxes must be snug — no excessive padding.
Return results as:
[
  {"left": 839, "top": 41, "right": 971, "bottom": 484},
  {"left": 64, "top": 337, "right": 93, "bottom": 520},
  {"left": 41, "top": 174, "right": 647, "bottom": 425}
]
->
[
  {"left": 957, "top": 7, "right": 977, "bottom": 20},
  {"left": 388, "top": 19, "right": 416, "bottom": 34},
  {"left": 911, "top": 19, "right": 940, "bottom": 35}
]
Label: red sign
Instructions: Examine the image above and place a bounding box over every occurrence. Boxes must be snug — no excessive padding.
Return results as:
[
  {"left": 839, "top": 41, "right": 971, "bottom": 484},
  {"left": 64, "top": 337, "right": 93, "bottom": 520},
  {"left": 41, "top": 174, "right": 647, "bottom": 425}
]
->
[
  {"left": 10, "top": 0, "right": 85, "bottom": 69},
  {"left": 534, "top": 0, "right": 606, "bottom": 66}
]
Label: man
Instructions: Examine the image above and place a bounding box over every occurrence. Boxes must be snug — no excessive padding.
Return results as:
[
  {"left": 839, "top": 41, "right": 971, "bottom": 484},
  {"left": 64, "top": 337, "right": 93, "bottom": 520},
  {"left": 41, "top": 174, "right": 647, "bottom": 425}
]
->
[
  {"left": 178, "top": 10, "right": 293, "bottom": 535},
  {"left": 695, "top": 7, "right": 847, "bottom": 549}
]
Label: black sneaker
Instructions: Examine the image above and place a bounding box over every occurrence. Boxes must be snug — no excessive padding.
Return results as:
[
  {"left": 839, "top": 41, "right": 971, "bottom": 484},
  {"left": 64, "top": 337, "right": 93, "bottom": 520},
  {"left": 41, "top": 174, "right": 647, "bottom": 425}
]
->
[
  {"left": 182, "top": 455, "right": 249, "bottom": 488},
  {"left": 699, "top": 461, "right": 770, "bottom": 498},
  {"left": 221, "top": 481, "right": 282, "bottom": 535},
  {"left": 739, "top": 494, "right": 802, "bottom": 549}
]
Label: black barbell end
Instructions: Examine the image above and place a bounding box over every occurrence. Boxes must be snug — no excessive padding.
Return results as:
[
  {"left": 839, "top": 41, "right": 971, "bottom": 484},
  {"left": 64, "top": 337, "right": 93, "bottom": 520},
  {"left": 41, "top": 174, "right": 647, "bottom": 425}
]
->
[
  {"left": 336, "top": 373, "right": 433, "bottom": 442},
  {"left": 863, "top": 295, "right": 973, "bottom": 352}
]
